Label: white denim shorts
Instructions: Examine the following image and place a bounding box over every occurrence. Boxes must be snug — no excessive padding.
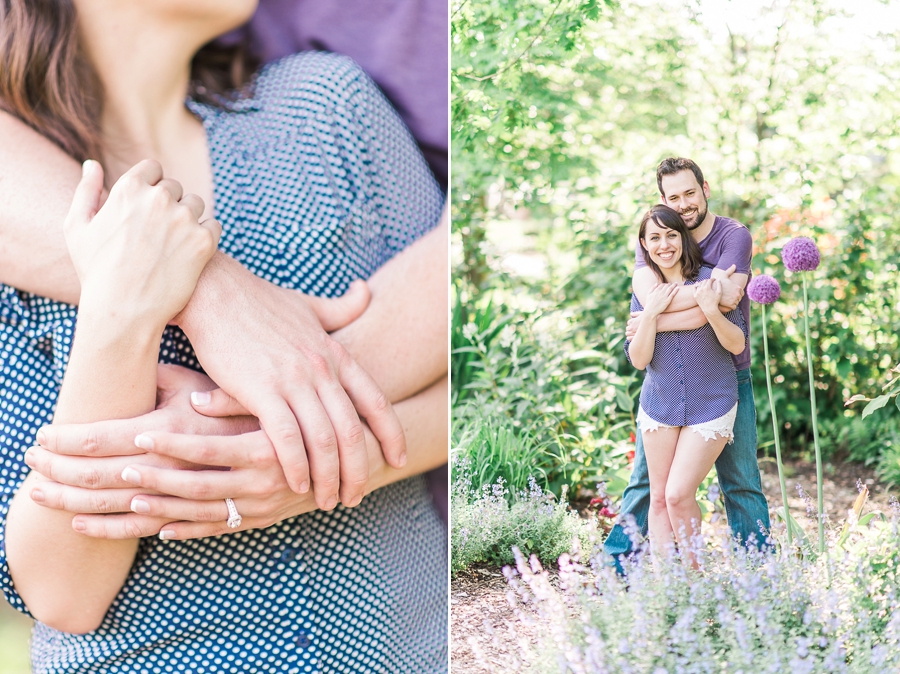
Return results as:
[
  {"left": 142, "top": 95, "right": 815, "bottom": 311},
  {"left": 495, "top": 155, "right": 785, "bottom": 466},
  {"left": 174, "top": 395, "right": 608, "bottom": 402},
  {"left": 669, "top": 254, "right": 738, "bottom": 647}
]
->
[{"left": 637, "top": 403, "right": 738, "bottom": 443}]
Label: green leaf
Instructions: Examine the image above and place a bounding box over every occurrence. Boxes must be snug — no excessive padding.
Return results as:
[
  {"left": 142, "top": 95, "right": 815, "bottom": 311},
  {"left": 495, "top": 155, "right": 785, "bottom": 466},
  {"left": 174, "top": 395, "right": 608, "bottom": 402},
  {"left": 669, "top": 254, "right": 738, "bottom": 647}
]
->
[
  {"left": 862, "top": 395, "right": 891, "bottom": 418},
  {"left": 615, "top": 388, "right": 634, "bottom": 412}
]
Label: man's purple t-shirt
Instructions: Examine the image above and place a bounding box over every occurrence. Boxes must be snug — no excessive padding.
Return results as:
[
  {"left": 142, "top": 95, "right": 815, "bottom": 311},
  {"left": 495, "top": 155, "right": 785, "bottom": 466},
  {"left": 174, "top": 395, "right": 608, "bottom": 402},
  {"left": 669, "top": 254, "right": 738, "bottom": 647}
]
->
[
  {"left": 244, "top": 0, "right": 448, "bottom": 191},
  {"left": 634, "top": 215, "right": 752, "bottom": 370}
]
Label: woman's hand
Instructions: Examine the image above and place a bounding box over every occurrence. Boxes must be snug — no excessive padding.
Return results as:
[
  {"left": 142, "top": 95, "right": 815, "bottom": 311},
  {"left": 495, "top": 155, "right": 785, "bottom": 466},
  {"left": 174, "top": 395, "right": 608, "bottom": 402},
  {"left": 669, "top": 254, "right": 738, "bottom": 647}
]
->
[
  {"left": 120, "top": 430, "right": 321, "bottom": 540},
  {"left": 694, "top": 278, "right": 724, "bottom": 316},
  {"left": 65, "top": 159, "right": 221, "bottom": 330},
  {"left": 30, "top": 429, "right": 319, "bottom": 541},
  {"left": 643, "top": 282, "right": 679, "bottom": 318},
  {"left": 28, "top": 364, "right": 375, "bottom": 539}
]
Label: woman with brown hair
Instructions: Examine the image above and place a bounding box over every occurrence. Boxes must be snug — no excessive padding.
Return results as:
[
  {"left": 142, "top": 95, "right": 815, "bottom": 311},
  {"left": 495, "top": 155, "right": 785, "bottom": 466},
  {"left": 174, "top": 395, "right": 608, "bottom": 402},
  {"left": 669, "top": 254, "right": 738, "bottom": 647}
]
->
[
  {"left": 0, "top": 1, "right": 447, "bottom": 671},
  {"left": 626, "top": 204, "right": 748, "bottom": 567}
]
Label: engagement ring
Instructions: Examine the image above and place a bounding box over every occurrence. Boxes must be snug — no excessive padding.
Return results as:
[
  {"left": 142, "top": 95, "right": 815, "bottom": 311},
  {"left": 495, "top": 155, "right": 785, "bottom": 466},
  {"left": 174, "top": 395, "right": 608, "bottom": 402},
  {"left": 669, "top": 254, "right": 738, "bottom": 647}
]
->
[{"left": 225, "top": 498, "right": 242, "bottom": 529}]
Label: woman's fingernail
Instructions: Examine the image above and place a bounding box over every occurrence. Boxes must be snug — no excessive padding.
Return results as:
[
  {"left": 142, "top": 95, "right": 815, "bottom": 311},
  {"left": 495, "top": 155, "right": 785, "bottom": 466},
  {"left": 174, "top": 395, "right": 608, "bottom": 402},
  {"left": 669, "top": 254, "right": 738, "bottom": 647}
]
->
[
  {"left": 398, "top": 452, "right": 408, "bottom": 468},
  {"left": 347, "top": 495, "right": 362, "bottom": 508},
  {"left": 23, "top": 449, "right": 36, "bottom": 468},
  {"left": 159, "top": 530, "right": 176, "bottom": 540},
  {"left": 121, "top": 467, "right": 141, "bottom": 484},
  {"left": 134, "top": 434, "right": 154, "bottom": 450},
  {"left": 73, "top": 519, "right": 86, "bottom": 533},
  {"left": 325, "top": 495, "right": 338, "bottom": 510},
  {"left": 31, "top": 489, "right": 44, "bottom": 503},
  {"left": 130, "top": 498, "right": 150, "bottom": 514},
  {"left": 299, "top": 481, "right": 309, "bottom": 494},
  {"left": 191, "top": 391, "right": 211, "bottom": 406},
  {"left": 36, "top": 429, "right": 47, "bottom": 446}
]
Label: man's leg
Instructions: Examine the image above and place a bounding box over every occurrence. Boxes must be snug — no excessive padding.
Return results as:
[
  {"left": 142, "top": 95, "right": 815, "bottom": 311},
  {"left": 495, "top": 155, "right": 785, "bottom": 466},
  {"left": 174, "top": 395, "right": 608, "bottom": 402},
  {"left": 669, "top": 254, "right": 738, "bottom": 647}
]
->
[
  {"left": 603, "top": 425, "right": 651, "bottom": 569},
  {"left": 714, "top": 368, "right": 771, "bottom": 549}
]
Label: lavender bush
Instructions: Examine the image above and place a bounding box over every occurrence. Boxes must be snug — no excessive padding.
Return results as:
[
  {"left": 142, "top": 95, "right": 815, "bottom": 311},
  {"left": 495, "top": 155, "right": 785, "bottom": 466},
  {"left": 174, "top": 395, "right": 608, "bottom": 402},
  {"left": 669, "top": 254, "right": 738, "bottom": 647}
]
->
[
  {"left": 451, "top": 458, "right": 598, "bottom": 574},
  {"left": 498, "top": 510, "right": 900, "bottom": 673}
]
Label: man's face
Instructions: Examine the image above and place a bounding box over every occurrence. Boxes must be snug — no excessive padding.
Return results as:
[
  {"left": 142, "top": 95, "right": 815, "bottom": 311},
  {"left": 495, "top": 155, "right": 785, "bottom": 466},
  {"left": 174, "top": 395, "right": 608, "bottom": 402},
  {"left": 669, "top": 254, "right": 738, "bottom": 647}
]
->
[{"left": 660, "top": 171, "right": 709, "bottom": 230}]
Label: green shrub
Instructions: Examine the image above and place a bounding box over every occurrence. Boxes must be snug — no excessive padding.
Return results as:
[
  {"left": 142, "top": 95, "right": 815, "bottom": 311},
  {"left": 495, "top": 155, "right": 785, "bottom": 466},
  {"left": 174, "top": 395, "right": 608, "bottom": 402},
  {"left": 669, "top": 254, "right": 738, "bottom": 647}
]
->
[{"left": 451, "top": 469, "right": 598, "bottom": 574}]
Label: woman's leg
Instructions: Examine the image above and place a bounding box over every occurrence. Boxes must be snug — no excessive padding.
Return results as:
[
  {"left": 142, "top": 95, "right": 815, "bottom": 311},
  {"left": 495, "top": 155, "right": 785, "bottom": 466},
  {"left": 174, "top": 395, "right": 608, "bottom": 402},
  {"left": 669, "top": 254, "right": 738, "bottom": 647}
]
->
[
  {"left": 665, "top": 430, "right": 729, "bottom": 568},
  {"left": 642, "top": 426, "right": 680, "bottom": 557}
]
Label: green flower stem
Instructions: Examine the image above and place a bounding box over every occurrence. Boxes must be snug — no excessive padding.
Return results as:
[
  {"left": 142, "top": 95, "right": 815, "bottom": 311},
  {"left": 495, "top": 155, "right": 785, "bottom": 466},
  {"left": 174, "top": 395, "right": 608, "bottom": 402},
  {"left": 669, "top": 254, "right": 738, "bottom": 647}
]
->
[
  {"left": 761, "top": 303, "right": 791, "bottom": 551},
  {"left": 802, "top": 274, "right": 824, "bottom": 553}
]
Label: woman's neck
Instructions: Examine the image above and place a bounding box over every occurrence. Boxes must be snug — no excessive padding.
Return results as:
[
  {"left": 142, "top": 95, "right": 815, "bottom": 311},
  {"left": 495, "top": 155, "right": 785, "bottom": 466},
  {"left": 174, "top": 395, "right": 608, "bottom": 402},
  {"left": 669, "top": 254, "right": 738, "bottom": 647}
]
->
[
  {"left": 660, "top": 262, "right": 685, "bottom": 284},
  {"left": 75, "top": 4, "right": 209, "bottom": 182}
]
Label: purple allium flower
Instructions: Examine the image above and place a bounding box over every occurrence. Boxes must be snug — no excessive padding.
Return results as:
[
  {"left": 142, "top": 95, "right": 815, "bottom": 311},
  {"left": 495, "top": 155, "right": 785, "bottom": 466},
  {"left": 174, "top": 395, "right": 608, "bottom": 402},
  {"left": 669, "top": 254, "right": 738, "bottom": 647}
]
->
[
  {"left": 747, "top": 274, "right": 781, "bottom": 304},
  {"left": 782, "top": 236, "right": 821, "bottom": 272}
]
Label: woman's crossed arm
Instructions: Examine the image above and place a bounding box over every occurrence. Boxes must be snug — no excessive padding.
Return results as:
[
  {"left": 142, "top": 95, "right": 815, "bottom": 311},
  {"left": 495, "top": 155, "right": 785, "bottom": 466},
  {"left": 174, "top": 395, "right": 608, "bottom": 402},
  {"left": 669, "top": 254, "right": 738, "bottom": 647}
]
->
[{"left": 6, "top": 161, "right": 219, "bottom": 633}]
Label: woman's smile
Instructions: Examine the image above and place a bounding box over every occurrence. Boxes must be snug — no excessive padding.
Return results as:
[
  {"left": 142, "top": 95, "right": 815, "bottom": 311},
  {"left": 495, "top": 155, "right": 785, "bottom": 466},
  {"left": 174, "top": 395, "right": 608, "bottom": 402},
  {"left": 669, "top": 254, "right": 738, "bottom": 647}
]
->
[{"left": 642, "top": 219, "right": 683, "bottom": 270}]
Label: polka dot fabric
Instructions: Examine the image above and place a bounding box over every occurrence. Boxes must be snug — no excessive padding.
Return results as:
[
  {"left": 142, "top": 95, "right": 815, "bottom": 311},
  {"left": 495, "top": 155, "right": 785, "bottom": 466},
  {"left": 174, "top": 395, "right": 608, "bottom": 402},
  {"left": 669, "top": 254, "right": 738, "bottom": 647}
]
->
[
  {"left": 0, "top": 52, "right": 446, "bottom": 673},
  {"left": 625, "top": 266, "right": 748, "bottom": 428}
]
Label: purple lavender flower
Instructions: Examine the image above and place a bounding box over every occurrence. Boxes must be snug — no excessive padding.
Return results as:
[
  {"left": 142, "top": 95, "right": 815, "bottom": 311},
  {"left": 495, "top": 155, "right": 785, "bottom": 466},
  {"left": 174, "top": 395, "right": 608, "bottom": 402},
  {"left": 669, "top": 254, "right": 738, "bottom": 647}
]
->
[
  {"left": 782, "top": 236, "right": 821, "bottom": 272},
  {"left": 747, "top": 274, "right": 781, "bottom": 304}
]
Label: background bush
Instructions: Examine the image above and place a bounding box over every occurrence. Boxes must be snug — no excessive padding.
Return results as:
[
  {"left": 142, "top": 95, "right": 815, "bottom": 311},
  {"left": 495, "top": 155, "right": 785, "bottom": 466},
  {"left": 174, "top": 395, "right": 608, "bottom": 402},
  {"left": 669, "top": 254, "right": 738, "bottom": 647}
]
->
[{"left": 451, "top": 0, "right": 900, "bottom": 517}]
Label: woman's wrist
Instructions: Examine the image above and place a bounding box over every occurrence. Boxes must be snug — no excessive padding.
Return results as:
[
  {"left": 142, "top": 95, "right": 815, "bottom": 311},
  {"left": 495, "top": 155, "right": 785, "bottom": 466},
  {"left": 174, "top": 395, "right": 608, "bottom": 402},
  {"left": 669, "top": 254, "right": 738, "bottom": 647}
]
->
[{"left": 78, "top": 286, "right": 170, "bottom": 336}]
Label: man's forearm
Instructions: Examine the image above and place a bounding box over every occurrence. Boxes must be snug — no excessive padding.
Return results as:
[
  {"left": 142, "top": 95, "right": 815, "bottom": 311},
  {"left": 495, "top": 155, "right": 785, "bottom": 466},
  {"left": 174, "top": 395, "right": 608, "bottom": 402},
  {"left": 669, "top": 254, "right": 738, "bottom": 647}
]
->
[
  {"left": 366, "top": 376, "right": 448, "bottom": 492},
  {"left": 331, "top": 209, "right": 448, "bottom": 402},
  {"left": 655, "top": 306, "right": 709, "bottom": 332},
  {"left": 1, "top": 111, "right": 448, "bottom": 404},
  {"left": 0, "top": 112, "right": 82, "bottom": 302}
]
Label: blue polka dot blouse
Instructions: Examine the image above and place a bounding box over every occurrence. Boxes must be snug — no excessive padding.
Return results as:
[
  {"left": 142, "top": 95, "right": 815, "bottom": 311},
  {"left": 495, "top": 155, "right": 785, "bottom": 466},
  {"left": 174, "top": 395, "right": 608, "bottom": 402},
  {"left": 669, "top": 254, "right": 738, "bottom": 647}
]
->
[
  {"left": 626, "top": 266, "right": 749, "bottom": 427},
  {"left": 0, "top": 52, "right": 447, "bottom": 673}
]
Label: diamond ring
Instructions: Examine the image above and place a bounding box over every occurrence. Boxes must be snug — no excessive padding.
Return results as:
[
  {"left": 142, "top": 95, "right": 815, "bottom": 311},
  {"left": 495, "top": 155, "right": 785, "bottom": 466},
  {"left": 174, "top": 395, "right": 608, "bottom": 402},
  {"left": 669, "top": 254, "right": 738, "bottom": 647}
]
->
[{"left": 225, "top": 498, "right": 242, "bottom": 529}]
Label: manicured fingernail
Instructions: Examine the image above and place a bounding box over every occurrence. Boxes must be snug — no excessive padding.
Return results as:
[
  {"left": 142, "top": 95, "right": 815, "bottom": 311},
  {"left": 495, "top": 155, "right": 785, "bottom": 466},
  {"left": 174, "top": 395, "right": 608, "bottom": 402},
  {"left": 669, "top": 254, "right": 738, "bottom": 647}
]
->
[
  {"left": 134, "top": 434, "right": 154, "bottom": 450},
  {"left": 325, "top": 495, "right": 338, "bottom": 510},
  {"left": 299, "top": 481, "right": 309, "bottom": 494},
  {"left": 159, "top": 530, "right": 176, "bottom": 540},
  {"left": 130, "top": 498, "right": 150, "bottom": 514},
  {"left": 121, "top": 467, "right": 141, "bottom": 484},
  {"left": 36, "top": 429, "right": 47, "bottom": 446},
  {"left": 191, "top": 391, "right": 211, "bottom": 406},
  {"left": 23, "top": 449, "right": 36, "bottom": 468},
  {"left": 30, "top": 489, "right": 44, "bottom": 503},
  {"left": 398, "top": 452, "right": 408, "bottom": 468},
  {"left": 73, "top": 519, "right": 86, "bottom": 533}
]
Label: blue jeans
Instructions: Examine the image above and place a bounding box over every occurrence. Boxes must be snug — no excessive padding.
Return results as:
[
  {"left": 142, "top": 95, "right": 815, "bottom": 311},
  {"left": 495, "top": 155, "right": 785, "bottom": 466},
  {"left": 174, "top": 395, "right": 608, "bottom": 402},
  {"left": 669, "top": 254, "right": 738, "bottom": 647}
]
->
[{"left": 603, "top": 368, "right": 771, "bottom": 565}]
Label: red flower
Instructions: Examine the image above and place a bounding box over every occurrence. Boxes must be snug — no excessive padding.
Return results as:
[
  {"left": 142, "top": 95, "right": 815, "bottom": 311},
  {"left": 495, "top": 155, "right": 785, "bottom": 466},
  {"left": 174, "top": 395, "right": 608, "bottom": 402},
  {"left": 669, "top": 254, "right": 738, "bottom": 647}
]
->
[
  {"left": 627, "top": 448, "right": 635, "bottom": 464},
  {"left": 599, "top": 507, "right": 616, "bottom": 518},
  {"left": 629, "top": 432, "right": 636, "bottom": 443}
]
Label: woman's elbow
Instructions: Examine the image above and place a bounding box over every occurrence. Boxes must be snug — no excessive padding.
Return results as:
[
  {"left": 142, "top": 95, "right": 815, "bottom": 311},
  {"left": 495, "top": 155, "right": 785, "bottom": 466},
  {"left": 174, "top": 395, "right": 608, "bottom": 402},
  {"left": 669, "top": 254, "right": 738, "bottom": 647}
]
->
[
  {"left": 29, "top": 602, "right": 104, "bottom": 635},
  {"left": 727, "top": 341, "right": 746, "bottom": 356}
]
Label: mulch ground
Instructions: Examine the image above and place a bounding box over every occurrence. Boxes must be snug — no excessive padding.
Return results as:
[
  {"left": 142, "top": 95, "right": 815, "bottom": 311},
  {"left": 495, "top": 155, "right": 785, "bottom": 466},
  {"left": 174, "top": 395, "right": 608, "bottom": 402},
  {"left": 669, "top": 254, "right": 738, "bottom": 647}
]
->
[{"left": 449, "top": 459, "right": 896, "bottom": 673}]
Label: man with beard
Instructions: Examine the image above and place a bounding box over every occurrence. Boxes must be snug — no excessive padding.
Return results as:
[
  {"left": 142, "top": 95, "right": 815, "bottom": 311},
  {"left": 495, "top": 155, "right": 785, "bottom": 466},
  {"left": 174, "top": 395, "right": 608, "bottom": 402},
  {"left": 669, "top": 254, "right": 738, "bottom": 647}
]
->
[{"left": 603, "top": 157, "right": 771, "bottom": 571}]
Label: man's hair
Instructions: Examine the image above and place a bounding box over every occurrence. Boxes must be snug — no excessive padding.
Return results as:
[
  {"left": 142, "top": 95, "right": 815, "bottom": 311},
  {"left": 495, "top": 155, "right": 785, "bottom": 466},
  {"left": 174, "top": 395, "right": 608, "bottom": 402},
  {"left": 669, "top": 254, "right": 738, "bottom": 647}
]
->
[{"left": 656, "top": 157, "right": 705, "bottom": 196}]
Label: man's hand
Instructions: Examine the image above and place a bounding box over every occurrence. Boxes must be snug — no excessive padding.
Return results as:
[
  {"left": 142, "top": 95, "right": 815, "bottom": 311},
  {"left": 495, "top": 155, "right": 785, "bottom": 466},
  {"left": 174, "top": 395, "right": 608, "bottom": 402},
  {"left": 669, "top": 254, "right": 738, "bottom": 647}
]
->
[
  {"left": 176, "top": 255, "right": 407, "bottom": 510},
  {"left": 626, "top": 311, "right": 643, "bottom": 340},
  {"left": 694, "top": 278, "right": 724, "bottom": 316},
  {"left": 712, "top": 265, "right": 744, "bottom": 311}
]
